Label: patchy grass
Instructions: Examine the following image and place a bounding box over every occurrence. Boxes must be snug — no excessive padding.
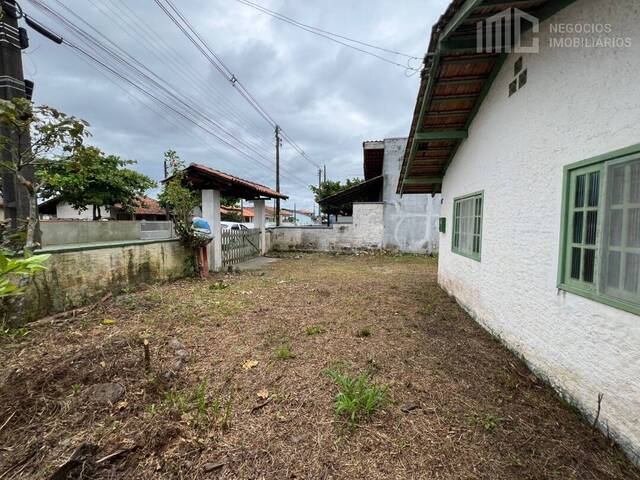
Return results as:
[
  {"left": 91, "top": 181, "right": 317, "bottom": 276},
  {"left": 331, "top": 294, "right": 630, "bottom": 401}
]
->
[{"left": 0, "top": 253, "right": 637, "bottom": 479}]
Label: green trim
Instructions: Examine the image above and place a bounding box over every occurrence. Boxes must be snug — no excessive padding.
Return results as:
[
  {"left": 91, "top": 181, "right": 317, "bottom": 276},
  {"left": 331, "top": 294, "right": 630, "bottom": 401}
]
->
[
  {"left": 557, "top": 143, "right": 640, "bottom": 316},
  {"left": 36, "top": 238, "right": 179, "bottom": 255},
  {"left": 452, "top": 190, "right": 484, "bottom": 262},
  {"left": 416, "top": 131, "right": 468, "bottom": 141},
  {"left": 440, "top": 0, "right": 483, "bottom": 40},
  {"left": 558, "top": 283, "right": 640, "bottom": 317}
]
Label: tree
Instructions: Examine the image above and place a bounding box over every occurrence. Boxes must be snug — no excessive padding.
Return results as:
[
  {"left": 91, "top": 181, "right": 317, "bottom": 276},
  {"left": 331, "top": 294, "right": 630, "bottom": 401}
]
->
[
  {"left": 40, "top": 146, "right": 157, "bottom": 220},
  {"left": 310, "top": 178, "right": 363, "bottom": 217},
  {"left": 158, "top": 150, "right": 207, "bottom": 249},
  {"left": 0, "top": 98, "right": 88, "bottom": 249}
]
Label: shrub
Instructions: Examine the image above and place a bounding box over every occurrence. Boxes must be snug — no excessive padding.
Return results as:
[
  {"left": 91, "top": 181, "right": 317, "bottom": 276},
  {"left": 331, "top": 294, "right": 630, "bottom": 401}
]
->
[
  {"left": 356, "top": 326, "right": 372, "bottom": 338},
  {"left": 325, "top": 370, "right": 388, "bottom": 426}
]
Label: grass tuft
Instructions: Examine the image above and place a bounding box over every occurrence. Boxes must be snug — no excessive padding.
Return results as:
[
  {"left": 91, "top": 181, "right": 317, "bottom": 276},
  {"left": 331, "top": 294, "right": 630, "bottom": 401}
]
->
[
  {"left": 276, "top": 345, "right": 296, "bottom": 360},
  {"left": 324, "top": 369, "right": 388, "bottom": 426},
  {"left": 306, "top": 325, "right": 326, "bottom": 336}
]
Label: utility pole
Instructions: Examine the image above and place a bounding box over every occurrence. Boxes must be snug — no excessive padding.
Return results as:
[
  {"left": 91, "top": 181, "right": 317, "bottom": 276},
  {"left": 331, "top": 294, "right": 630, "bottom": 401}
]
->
[
  {"left": 1, "top": 1, "right": 32, "bottom": 231},
  {"left": 318, "top": 168, "right": 322, "bottom": 188},
  {"left": 323, "top": 164, "right": 327, "bottom": 183},
  {"left": 293, "top": 202, "right": 296, "bottom": 224},
  {"left": 275, "top": 125, "right": 281, "bottom": 227}
]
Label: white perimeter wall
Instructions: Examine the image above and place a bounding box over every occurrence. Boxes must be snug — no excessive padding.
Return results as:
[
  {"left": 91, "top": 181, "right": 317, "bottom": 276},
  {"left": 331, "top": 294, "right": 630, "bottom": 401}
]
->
[
  {"left": 439, "top": 0, "right": 640, "bottom": 459},
  {"left": 382, "top": 138, "right": 441, "bottom": 253},
  {"left": 270, "top": 203, "right": 384, "bottom": 252}
]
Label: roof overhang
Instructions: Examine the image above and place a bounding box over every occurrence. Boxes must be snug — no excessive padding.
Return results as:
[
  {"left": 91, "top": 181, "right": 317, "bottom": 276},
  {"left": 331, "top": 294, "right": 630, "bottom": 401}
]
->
[
  {"left": 318, "top": 175, "right": 383, "bottom": 207},
  {"left": 397, "top": 0, "right": 577, "bottom": 195},
  {"left": 174, "top": 163, "right": 288, "bottom": 200}
]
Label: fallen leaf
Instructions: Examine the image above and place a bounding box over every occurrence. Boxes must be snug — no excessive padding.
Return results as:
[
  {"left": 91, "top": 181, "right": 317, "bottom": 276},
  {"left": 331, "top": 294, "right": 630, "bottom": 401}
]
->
[
  {"left": 256, "top": 388, "right": 269, "bottom": 399},
  {"left": 114, "top": 400, "right": 128, "bottom": 410},
  {"left": 100, "top": 361, "right": 107, "bottom": 368},
  {"left": 101, "top": 319, "right": 117, "bottom": 326},
  {"left": 242, "top": 360, "right": 258, "bottom": 370}
]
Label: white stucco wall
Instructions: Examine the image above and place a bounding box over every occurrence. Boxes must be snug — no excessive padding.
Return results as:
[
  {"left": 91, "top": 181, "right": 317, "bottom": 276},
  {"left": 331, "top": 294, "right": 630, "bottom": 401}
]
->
[
  {"left": 270, "top": 203, "right": 384, "bottom": 252},
  {"left": 438, "top": 0, "right": 640, "bottom": 459},
  {"left": 55, "top": 202, "right": 113, "bottom": 220},
  {"left": 381, "top": 138, "right": 441, "bottom": 253}
]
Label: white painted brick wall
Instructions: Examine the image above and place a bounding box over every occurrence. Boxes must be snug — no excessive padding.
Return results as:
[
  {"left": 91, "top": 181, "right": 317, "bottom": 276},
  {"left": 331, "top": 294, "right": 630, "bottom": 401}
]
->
[{"left": 439, "top": 0, "right": 640, "bottom": 460}]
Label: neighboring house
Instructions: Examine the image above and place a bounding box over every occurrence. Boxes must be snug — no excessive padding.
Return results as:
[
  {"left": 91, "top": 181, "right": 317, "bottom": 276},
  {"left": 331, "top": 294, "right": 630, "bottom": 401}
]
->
[
  {"left": 38, "top": 196, "right": 168, "bottom": 221},
  {"left": 397, "top": 0, "right": 639, "bottom": 459},
  {"left": 320, "top": 138, "right": 441, "bottom": 253}
]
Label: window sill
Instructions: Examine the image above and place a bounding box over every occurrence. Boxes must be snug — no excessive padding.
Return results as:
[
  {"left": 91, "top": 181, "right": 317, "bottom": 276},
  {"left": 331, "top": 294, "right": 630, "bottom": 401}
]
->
[
  {"left": 558, "top": 283, "right": 640, "bottom": 316},
  {"left": 452, "top": 249, "right": 481, "bottom": 262}
]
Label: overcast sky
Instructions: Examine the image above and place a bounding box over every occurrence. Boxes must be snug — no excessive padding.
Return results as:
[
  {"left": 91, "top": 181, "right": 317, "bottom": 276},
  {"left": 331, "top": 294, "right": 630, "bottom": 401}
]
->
[{"left": 22, "top": 0, "right": 449, "bottom": 211}]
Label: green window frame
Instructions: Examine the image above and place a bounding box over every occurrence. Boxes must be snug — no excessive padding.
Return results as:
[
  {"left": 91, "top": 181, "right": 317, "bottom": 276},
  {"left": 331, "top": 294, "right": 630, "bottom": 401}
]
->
[
  {"left": 558, "top": 143, "right": 640, "bottom": 316},
  {"left": 452, "top": 191, "right": 483, "bottom": 261}
]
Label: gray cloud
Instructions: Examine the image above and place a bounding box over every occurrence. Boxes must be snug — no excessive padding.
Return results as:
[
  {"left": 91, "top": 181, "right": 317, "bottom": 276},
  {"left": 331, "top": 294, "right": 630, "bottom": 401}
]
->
[{"left": 22, "top": 0, "right": 448, "bottom": 210}]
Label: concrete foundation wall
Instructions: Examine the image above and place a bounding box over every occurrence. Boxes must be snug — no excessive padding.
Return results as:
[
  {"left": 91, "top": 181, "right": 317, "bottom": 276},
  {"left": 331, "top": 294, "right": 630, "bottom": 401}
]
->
[
  {"left": 381, "top": 138, "right": 441, "bottom": 253},
  {"left": 15, "top": 240, "right": 189, "bottom": 324},
  {"left": 270, "top": 203, "right": 384, "bottom": 252},
  {"left": 438, "top": 0, "right": 640, "bottom": 460}
]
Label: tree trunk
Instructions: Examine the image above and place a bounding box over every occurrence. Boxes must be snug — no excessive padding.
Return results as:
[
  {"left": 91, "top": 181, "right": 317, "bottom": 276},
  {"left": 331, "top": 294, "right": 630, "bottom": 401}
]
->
[
  {"left": 15, "top": 173, "right": 40, "bottom": 251},
  {"left": 25, "top": 189, "right": 40, "bottom": 251}
]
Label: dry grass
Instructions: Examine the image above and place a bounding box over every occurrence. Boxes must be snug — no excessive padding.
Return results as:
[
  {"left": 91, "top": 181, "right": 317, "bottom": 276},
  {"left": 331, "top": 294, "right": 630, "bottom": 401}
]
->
[{"left": 0, "top": 252, "right": 637, "bottom": 479}]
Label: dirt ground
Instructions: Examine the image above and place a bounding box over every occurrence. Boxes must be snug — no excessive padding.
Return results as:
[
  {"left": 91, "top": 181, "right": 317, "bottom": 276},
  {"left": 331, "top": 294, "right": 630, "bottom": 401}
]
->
[{"left": 1, "top": 253, "right": 638, "bottom": 479}]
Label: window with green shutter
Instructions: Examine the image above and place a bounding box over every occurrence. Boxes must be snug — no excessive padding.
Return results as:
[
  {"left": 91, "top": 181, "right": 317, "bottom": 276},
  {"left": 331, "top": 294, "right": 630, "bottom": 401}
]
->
[
  {"left": 559, "top": 144, "right": 640, "bottom": 315},
  {"left": 452, "top": 191, "right": 483, "bottom": 261}
]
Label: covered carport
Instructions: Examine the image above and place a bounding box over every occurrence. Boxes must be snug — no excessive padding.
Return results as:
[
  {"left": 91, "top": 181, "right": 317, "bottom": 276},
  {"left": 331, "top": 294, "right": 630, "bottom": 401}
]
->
[{"left": 182, "top": 163, "right": 288, "bottom": 271}]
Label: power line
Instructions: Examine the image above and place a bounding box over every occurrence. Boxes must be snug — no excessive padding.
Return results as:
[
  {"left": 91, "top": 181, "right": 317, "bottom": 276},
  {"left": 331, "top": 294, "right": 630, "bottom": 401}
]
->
[
  {"left": 234, "top": 0, "right": 421, "bottom": 72},
  {"left": 154, "top": 0, "right": 322, "bottom": 170},
  {"left": 235, "top": 0, "right": 420, "bottom": 60},
  {"left": 24, "top": 1, "right": 314, "bottom": 190}
]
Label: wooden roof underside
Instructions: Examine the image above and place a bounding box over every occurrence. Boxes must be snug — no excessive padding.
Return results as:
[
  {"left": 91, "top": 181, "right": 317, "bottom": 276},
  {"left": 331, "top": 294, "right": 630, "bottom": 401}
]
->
[{"left": 397, "top": 0, "right": 577, "bottom": 194}]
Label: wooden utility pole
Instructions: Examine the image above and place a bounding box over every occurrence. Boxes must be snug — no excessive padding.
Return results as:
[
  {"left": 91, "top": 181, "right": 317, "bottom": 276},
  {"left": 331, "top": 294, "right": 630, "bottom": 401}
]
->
[
  {"left": 1, "top": 1, "right": 32, "bottom": 230},
  {"left": 275, "top": 125, "right": 281, "bottom": 226}
]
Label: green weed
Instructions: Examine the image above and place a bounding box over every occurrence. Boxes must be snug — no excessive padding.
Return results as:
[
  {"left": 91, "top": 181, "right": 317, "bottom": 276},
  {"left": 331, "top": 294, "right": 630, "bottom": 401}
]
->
[
  {"left": 306, "top": 325, "right": 326, "bottom": 336},
  {"left": 324, "top": 369, "right": 388, "bottom": 426},
  {"left": 276, "top": 345, "right": 295, "bottom": 360}
]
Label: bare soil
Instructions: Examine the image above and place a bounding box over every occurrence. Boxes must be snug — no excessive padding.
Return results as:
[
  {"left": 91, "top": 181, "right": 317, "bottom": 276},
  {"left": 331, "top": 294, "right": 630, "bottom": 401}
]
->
[{"left": 1, "top": 253, "right": 638, "bottom": 479}]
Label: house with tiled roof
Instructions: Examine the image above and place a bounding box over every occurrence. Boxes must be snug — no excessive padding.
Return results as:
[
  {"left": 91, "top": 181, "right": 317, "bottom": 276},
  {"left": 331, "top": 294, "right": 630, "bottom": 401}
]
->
[{"left": 398, "top": 0, "right": 639, "bottom": 460}]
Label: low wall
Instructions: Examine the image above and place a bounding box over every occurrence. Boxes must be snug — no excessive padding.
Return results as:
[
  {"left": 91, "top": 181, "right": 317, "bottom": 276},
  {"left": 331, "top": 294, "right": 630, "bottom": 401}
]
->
[
  {"left": 13, "top": 239, "right": 189, "bottom": 325},
  {"left": 270, "top": 203, "right": 384, "bottom": 252},
  {"left": 39, "top": 221, "right": 174, "bottom": 247}
]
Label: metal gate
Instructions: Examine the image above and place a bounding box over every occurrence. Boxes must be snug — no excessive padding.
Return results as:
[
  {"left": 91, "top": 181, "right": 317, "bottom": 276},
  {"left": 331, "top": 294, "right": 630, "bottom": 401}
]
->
[{"left": 221, "top": 228, "right": 261, "bottom": 267}]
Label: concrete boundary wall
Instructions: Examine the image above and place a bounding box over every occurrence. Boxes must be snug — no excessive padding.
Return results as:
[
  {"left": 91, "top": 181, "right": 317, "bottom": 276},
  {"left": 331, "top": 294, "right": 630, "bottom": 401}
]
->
[
  {"left": 270, "top": 203, "right": 384, "bottom": 252},
  {"left": 14, "top": 239, "right": 189, "bottom": 325},
  {"left": 40, "top": 221, "right": 174, "bottom": 247}
]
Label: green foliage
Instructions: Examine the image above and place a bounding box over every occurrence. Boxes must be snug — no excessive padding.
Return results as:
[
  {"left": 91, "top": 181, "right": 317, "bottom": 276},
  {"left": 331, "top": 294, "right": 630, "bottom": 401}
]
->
[
  {"left": 0, "top": 98, "right": 89, "bottom": 248},
  {"left": 0, "top": 251, "right": 50, "bottom": 297},
  {"left": 276, "top": 345, "right": 295, "bottom": 360},
  {"left": 306, "top": 325, "right": 326, "bottom": 336},
  {"left": 162, "top": 381, "right": 233, "bottom": 430},
  {"left": 325, "top": 369, "right": 389, "bottom": 426},
  {"left": 158, "top": 150, "right": 207, "bottom": 250},
  {"left": 310, "top": 178, "right": 363, "bottom": 217},
  {"left": 39, "top": 145, "right": 156, "bottom": 219},
  {"left": 0, "top": 325, "right": 30, "bottom": 340}
]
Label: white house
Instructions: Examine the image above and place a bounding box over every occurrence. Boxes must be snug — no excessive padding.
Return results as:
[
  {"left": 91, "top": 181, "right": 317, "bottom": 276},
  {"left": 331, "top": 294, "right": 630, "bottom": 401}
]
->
[
  {"left": 314, "top": 137, "right": 441, "bottom": 253},
  {"left": 398, "top": 0, "right": 639, "bottom": 461}
]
